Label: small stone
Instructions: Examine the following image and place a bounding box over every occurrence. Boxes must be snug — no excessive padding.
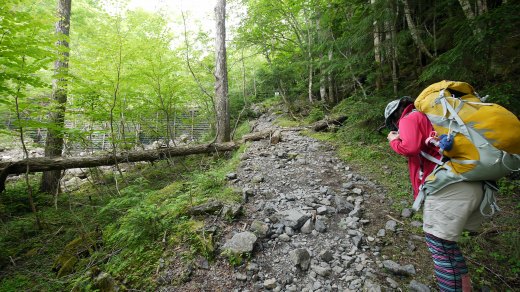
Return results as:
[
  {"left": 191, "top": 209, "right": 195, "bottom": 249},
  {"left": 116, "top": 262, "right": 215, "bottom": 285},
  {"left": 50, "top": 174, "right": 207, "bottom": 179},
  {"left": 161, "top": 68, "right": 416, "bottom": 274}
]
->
[
  {"left": 377, "top": 229, "right": 386, "bottom": 237},
  {"left": 235, "top": 273, "right": 247, "bottom": 281},
  {"left": 352, "top": 188, "right": 363, "bottom": 195},
  {"left": 319, "top": 250, "right": 334, "bottom": 262},
  {"left": 264, "top": 278, "right": 277, "bottom": 289},
  {"left": 312, "top": 265, "right": 332, "bottom": 277},
  {"left": 386, "top": 277, "right": 399, "bottom": 289},
  {"left": 289, "top": 249, "right": 311, "bottom": 271},
  {"left": 247, "top": 262, "right": 259, "bottom": 271},
  {"left": 332, "top": 265, "right": 344, "bottom": 274},
  {"left": 252, "top": 175, "right": 264, "bottom": 183},
  {"left": 385, "top": 220, "right": 397, "bottom": 232},
  {"left": 411, "top": 221, "right": 423, "bottom": 228},
  {"left": 226, "top": 173, "right": 237, "bottom": 180},
  {"left": 250, "top": 220, "right": 270, "bottom": 238},
  {"left": 301, "top": 219, "right": 314, "bottom": 234},
  {"left": 383, "top": 260, "right": 416, "bottom": 276},
  {"left": 401, "top": 208, "right": 413, "bottom": 218},
  {"left": 222, "top": 232, "right": 257, "bottom": 254},
  {"left": 317, "top": 206, "right": 328, "bottom": 215},
  {"left": 279, "top": 233, "right": 291, "bottom": 242},
  {"left": 315, "top": 220, "right": 327, "bottom": 233},
  {"left": 409, "top": 280, "right": 431, "bottom": 292}
]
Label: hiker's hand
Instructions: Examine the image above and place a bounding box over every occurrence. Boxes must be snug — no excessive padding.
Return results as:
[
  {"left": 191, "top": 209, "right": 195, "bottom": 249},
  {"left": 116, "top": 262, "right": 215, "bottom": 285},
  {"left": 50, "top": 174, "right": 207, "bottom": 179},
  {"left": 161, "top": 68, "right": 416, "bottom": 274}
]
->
[{"left": 387, "top": 131, "right": 400, "bottom": 142}]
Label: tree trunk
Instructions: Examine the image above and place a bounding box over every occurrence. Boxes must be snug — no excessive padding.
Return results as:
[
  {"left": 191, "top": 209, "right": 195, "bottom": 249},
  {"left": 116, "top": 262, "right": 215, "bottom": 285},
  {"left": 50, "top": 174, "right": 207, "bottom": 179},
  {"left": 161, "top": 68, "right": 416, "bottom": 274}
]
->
[
  {"left": 305, "top": 8, "right": 314, "bottom": 103},
  {"left": 458, "top": 0, "right": 484, "bottom": 36},
  {"left": 316, "top": 17, "right": 327, "bottom": 102},
  {"left": 327, "top": 49, "right": 335, "bottom": 103},
  {"left": 1, "top": 142, "right": 238, "bottom": 192},
  {"left": 371, "top": 0, "right": 383, "bottom": 90},
  {"left": 214, "top": 0, "right": 230, "bottom": 143},
  {"left": 401, "top": 0, "right": 434, "bottom": 59},
  {"left": 41, "top": 0, "right": 72, "bottom": 194}
]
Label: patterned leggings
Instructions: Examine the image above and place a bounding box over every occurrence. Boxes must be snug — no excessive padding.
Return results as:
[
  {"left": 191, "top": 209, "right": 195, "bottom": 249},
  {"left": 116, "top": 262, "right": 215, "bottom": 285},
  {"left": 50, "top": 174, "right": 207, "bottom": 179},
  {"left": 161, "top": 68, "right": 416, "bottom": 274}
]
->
[{"left": 425, "top": 232, "right": 469, "bottom": 291}]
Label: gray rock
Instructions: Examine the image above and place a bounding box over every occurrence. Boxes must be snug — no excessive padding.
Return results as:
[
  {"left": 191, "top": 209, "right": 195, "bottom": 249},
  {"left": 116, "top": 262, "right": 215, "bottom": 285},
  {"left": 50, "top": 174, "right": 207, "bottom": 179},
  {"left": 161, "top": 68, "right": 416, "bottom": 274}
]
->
[
  {"left": 311, "top": 265, "right": 331, "bottom": 277},
  {"left": 264, "top": 278, "right": 277, "bottom": 289},
  {"left": 409, "top": 280, "right": 431, "bottom": 292},
  {"left": 351, "top": 188, "right": 363, "bottom": 195},
  {"left": 319, "top": 250, "right": 334, "bottom": 262},
  {"left": 242, "top": 188, "right": 255, "bottom": 202},
  {"left": 335, "top": 196, "right": 355, "bottom": 214},
  {"left": 316, "top": 206, "right": 328, "bottom": 215},
  {"left": 222, "top": 232, "right": 257, "bottom": 254},
  {"left": 279, "top": 233, "right": 291, "bottom": 242},
  {"left": 352, "top": 235, "right": 363, "bottom": 248},
  {"left": 252, "top": 175, "right": 264, "bottom": 183},
  {"left": 315, "top": 219, "right": 327, "bottom": 233},
  {"left": 285, "top": 227, "right": 295, "bottom": 236},
  {"left": 250, "top": 220, "right": 270, "bottom": 238},
  {"left": 278, "top": 209, "right": 310, "bottom": 230},
  {"left": 187, "top": 200, "right": 223, "bottom": 216},
  {"left": 221, "top": 203, "right": 242, "bottom": 219},
  {"left": 385, "top": 220, "right": 397, "bottom": 232},
  {"left": 401, "top": 208, "right": 413, "bottom": 218},
  {"left": 273, "top": 223, "right": 285, "bottom": 234},
  {"left": 411, "top": 221, "right": 423, "bottom": 228},
  {"left": 382, "top": 260, "right": 416, "bottom": 276},
  {"left": 247, "top": 262, "right": 259, "bottom": 271},
  {"left": 235, "top": 272, "right": 248, "bottom": 281},
  {"left": 301, "top": 219, "right": 314, "bottom": 234},
  {"left": 289, "top": 248, "right": 311, "bottom": 271},
  {"left": 226, "top": 172, "right": 237, "bottom": 180},
  {"left": 386, "top": 277, "right": 399, "bottom": 289},
  {"left": 377, "top": 229, "right": 386, "bottom": 237},
  {"left": 363, "top": 279, "right": 382, "bottom": 292}
]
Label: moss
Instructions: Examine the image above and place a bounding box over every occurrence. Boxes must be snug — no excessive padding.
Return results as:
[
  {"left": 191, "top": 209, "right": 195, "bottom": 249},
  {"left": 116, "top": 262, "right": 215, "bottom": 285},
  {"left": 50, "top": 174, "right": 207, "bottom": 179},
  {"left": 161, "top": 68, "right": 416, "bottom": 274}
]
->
[{"left": 52, "top": 231, "right": 102, "bottom": 277}]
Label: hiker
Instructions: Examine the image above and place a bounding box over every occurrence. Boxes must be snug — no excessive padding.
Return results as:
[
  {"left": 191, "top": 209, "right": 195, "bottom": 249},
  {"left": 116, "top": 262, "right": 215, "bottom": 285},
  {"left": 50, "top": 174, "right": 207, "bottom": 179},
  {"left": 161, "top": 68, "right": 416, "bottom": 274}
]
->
[{"left": 384, "top": 97, "right": 485, "bottom": 292}]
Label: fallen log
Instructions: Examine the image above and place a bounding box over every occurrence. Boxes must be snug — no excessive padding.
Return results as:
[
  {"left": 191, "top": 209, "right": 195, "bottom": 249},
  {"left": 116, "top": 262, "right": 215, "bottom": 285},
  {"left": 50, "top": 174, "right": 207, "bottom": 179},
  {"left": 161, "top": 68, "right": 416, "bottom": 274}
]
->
[
  {"left": 312, "top": 115, "right": 348, "bottom": 132},
  {"left": 0, "top": 142, "right": 238, "bottom": 192}
]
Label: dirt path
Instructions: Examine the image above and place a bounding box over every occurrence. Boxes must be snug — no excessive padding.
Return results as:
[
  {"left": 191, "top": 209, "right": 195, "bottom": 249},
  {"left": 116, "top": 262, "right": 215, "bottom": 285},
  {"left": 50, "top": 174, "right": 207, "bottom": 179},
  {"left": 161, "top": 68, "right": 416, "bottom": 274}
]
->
[{"left": 162, "top": 114, "right": 431, "bottom": 291}]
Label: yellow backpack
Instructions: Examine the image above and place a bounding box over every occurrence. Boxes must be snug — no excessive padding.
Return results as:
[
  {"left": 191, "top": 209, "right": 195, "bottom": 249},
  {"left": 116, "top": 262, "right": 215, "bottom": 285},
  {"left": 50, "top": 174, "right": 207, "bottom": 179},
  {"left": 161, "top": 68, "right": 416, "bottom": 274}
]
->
[{"left": 412, "top": 80, "right": 520, "bottom": 213}]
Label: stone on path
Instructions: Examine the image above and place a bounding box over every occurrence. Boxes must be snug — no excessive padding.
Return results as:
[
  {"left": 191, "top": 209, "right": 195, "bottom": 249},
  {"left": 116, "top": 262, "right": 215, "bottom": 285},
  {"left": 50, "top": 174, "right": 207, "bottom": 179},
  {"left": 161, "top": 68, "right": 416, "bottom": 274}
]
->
[
  {"left": 264, "top": 278, "right": 277, "bottom": 289},
  {"left": 335, "top": 196, "right": 355, "bottom": 214},
  {"left": 385, "top": 220, "right": 397, "bottom": 232},
  {"left": 301, "top": 219, "right": 314, "bottom": 234},
  {"left": 278, "top": 209, "right": 309, "bottom": 230},
  {"left": 222, "top": 232, "right": 257, "bottom": 254},
  {"left": 382, "top": 260, "right": 416, "bottom": 276},
  {"left": 401, "top": 208, "right": 413, "bottom": 218},
  {"left": 187, "top": 200, "right": 223, "bottom": 216},
  {"left": 250, "top": 220, "right": 269, "bottom": 238},
  {"left": 289, "top": 249, "right": 311, "bottom": 271},
  {"left": 409, "top": 280, "right": 431, "bottom": 292},
  {"left": 314, "top": 219, "right": 327, "bottom": 233}
]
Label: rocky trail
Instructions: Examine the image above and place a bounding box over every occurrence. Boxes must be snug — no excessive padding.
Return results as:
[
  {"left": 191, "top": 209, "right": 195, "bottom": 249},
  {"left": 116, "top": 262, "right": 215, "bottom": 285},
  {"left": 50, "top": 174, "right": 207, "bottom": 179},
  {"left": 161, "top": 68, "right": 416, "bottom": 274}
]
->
[{"left": 160, "top": 114, "right": 432, "bottom": 292}]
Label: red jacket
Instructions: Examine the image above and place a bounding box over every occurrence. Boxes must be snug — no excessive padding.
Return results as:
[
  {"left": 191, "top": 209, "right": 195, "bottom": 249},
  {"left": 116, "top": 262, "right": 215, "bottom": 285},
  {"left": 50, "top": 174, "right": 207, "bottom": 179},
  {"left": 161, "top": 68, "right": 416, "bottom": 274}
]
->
[{"left": 389, "top": 104, "right": 441, "bottom": 199}]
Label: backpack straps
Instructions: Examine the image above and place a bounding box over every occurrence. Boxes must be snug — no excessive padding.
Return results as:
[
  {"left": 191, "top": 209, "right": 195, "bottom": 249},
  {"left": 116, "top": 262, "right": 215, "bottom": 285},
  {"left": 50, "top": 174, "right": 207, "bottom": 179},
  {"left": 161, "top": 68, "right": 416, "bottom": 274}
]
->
[{"left": 480, "top": 181, "right": 501, "bottom": 217}]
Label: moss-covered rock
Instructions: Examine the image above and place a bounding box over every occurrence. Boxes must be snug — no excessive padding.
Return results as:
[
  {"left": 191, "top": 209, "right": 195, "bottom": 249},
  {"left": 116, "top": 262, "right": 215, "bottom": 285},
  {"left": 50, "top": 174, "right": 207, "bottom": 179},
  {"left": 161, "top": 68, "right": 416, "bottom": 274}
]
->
[{"left": 52, "top": 231, "right": 102, "bottom": 277}]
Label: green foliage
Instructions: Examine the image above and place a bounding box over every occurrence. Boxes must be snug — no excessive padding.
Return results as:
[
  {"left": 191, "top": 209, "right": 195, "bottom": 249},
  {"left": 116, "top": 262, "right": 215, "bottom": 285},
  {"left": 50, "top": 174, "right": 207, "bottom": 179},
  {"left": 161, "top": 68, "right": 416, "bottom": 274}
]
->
[{"left": 332, "top": 94, "right": 389, "bottom": 144}]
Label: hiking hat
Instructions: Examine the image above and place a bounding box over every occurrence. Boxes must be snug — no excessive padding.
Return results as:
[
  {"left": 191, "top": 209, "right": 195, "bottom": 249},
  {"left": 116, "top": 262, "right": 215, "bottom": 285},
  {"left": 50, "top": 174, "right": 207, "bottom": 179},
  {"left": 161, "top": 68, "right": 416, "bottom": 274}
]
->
[{"left": 384, "top": 99, "right": 400, "bottom": 130}]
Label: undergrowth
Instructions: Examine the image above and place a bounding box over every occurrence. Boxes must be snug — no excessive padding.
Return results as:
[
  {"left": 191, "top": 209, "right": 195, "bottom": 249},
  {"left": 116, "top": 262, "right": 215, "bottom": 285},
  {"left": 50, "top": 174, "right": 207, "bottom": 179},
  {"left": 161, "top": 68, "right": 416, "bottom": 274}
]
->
[{"left": 0, "top": 142, "right": 247, "bottom": 290}]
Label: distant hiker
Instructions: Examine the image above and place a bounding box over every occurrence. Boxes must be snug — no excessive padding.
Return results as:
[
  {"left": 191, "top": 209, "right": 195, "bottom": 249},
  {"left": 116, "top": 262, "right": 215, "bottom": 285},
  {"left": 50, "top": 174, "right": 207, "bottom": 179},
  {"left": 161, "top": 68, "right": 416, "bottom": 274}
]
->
[{"left": 384, "top": 96, "right": 485, "bottom": 292}]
